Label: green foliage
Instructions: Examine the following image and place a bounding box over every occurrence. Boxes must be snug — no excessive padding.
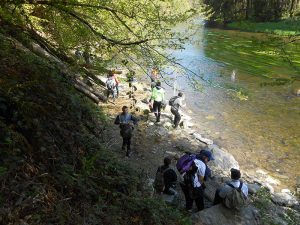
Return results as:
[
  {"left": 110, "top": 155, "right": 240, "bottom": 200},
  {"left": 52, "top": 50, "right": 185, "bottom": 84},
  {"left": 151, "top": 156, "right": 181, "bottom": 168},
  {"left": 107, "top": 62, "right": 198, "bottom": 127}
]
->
[
  {"left": 0, "top": 30, "right": 189, "bottom": 225},
  {"left": 253, "top": 188, "right": 300, "bottom": 225},
  {"left": 228, "top": 19, "right": 300, "bottom": 36}
]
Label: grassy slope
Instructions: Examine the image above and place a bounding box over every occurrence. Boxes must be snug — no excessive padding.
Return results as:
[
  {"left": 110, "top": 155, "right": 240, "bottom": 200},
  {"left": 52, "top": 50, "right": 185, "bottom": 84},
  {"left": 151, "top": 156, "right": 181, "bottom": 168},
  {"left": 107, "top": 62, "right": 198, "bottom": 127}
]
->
[
  {"left": 227, "top": 19, "right": 300, "bottom": 36},
  {"left": 0, "top": 31, "right": 190, "bottom": 225}
]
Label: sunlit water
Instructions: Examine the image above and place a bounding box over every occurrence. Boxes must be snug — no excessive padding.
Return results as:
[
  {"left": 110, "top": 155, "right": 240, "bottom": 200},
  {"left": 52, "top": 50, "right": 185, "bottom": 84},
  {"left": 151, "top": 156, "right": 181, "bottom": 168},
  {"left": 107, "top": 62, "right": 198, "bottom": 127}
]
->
[{"left": 165, "top": 22, "right": 300, "bottom": 190}]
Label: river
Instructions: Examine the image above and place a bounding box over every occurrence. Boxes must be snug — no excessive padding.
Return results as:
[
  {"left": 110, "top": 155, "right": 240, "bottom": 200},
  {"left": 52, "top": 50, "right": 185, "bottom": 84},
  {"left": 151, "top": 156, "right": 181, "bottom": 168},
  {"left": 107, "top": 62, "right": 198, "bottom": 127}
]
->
[{"left": 165, "top": 21, "right": 300, "bottom": 191}]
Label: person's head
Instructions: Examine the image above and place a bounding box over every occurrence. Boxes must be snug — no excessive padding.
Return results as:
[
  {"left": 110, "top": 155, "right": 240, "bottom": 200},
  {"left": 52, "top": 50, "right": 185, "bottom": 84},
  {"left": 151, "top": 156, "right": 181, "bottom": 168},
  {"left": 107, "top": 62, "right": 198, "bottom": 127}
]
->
[
  {"left": 156, "top": 81, "right": 161, "bottom": 87},
  {"left": 198, "top": 149, "right": 214, "bottom": 163},
  {"left": 178, "top": 92, "right": 183, "bottom": 97},
  {"left": 230, "top": 168, "right": 241, "bottom": 180},
  {"left": 164, "top": 156, "right": 172, "bottom": 166},
  {"left": 108, "top": 70, "right": 114, "bottom": 77},
  {"left": 122, "top": 106, "right": 128, "bottom": 114}
]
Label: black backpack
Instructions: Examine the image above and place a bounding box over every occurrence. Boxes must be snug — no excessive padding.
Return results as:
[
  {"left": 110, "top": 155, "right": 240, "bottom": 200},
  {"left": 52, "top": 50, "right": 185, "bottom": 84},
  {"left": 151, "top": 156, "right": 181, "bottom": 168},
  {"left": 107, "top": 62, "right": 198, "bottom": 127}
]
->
[
  {"left": 153, "top": 166, "right": 171, "bottom": 193},
  {"left": 169, "top": 96, "right": 179, "bottom": 106}
]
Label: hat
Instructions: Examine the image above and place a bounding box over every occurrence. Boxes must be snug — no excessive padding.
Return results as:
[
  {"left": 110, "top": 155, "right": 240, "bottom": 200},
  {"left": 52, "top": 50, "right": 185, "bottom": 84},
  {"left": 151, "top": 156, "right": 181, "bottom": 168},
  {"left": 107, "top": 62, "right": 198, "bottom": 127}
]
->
[{"left": 199, "top": 149, "right": 214, "bottom": 161}]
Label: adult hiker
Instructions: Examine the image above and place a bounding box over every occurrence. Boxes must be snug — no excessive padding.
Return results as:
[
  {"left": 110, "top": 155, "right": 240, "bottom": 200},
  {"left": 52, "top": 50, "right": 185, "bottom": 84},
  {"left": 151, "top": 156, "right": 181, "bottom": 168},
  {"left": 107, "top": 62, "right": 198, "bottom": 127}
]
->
[
  {"left": 106, "top": 73, "right": 117, "bottom": 102},
  {"left": 149, "top": 81, "right": 165, "bottom": 123},
  {"left": 110, "top": 70, "right": 121, "bottom": 98},
  {"left": 114, "top": 106, "right": 138, "bottom": 157},
  {"left": 213, "top": 168, "right": 248, "bottom": 209},
  {"left": 150, "top": 68, "right": 158, "bottom": 89},
  {"left": 169, "top": 92, "right": 186, "bottom": 128},
  {"left": 154, "top": 156, "right": 178, "bottom": 195},
  {"left": 180, "top": 150, "right": 214, "bottom": 212}
]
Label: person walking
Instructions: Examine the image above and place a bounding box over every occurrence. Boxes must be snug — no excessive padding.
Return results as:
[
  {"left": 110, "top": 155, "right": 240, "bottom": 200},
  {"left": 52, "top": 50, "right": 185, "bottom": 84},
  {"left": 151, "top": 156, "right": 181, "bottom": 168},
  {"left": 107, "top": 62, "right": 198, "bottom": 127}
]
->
[
  {"left": 106, "top": 73, "right": 117, "bottom": 102},
  {"left": 114, "top": 106, "right": 137, "bottom": 157},
  {"left": 150, "top": 68, "right": 158, "bottom": 89},
  {"left": 149, "top": 81, "right": 165, "bottom": 123},
  {"left": 169, "top": 92, "right": 186, "bottom": 128},
  {"left": 110, "top": 70, "right": 121, "bottom": 97}
]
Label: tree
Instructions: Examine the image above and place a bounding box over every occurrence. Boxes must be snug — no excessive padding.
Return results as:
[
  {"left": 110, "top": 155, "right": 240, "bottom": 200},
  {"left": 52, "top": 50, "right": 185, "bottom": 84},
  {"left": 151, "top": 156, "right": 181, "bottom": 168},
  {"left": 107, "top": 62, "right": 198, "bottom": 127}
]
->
[{"left": 0, "top": 0, "right": 197, "bottom": 74}]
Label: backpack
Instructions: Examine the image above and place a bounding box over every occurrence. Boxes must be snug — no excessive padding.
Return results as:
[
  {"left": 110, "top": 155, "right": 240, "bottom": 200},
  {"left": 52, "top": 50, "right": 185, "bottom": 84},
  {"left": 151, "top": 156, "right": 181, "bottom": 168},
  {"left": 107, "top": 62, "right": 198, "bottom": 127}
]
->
[
  {"left": 106, "top": 77, "right": 115, "bottom": 90},
  {"left": 176, "top": 153, "right": 197, "bottom": 174},
  {"left": 153, "top": 166, "right": 171, "bottom": 193},
  {"left": 120, "top": 123, "right": 133, "bottom": 138},
  {"left": 223, "top": 181, "right": 247, "bottom": 210},
  {"left": 169, "top": 96, "right": 179, "bottom": 106}
]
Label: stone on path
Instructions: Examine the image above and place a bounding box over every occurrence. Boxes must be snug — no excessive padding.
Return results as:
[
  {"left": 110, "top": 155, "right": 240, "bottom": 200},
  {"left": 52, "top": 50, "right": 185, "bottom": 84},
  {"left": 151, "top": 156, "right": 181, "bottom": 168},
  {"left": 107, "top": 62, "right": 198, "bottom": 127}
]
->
[{"left": 192, "top": 204, "right": 260, "bottom": 225}]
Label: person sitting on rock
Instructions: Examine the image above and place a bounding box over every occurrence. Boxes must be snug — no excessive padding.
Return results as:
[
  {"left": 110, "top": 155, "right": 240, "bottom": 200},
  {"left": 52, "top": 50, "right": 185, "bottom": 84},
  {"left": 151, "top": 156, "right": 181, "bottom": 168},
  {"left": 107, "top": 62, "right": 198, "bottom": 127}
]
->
[
  {"left": 213, "top": 168, "right": 248, "bottom": 208},
  {"left": 154, "top": 156, "right": 178, "bottom": 195},
  {"left": 169, "top": 92, "right": 186, "bottom": 128},
  {"left": 114, "top": 106, "right": 137, "bottom": 157},
  {"left": 149, "top": 81, "right": 165, "bottom": 123}
]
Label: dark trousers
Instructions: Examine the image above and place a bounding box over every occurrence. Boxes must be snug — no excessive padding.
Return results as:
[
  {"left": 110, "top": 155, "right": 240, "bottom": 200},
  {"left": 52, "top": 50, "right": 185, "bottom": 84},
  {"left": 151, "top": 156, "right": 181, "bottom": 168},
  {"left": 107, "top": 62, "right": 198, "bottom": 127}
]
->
[
  {"left": 180, "top": 183, "right": 204, "bottom": 211},
  {"left": 153, "top": 101, "right": 162, "bottom": 122},
  {"left": 171, "top": 108, "right": 181, "bottom": 127},
  {"left": 122, "top": 136, "right": 131, "bottom": 156},
  {"left": 106, "top": 89, "right": 116, "bottom": 101},
  {"left": 213, "top": 188, "right": 223, "bottom": 205}
]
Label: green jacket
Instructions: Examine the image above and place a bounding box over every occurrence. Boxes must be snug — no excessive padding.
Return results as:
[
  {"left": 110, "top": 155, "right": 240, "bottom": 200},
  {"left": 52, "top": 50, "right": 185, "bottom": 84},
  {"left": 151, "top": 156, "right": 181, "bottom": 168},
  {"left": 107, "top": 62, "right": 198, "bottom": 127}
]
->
[{"left": 151, "top": 86, "right": 165, "bottom": 102}]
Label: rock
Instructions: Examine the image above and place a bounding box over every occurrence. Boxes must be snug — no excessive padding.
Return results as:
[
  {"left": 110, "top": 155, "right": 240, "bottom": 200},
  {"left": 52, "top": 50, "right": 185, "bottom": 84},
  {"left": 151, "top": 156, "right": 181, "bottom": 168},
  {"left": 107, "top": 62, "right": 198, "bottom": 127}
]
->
[
  {"left": 208, "top": 144, "right": 239, "bottom": 171},
  {"left": 193, "top": 132, "right": 214, "bottom": 145},
  {"left": 262, "top": 183, "right": 274, "bottom": 194},
  {"left": 192, "top": 204, "right": 259, "bottom": 225},
  {"left": 163, "top": 121, "right": 173, "bottom": 129},
  {"left": 271, "top": 192, "right": 299, "bottom": 207},
  {"left": 155, "top": 127, "right": 168, "bottom": 137},
  {"left": 247, "top": 183, "right": 261, "bottom": 195},
  {"left": 281, "top": 189, "right": 291, "bottom": 193},
  {"left": 203, "top": 179, "right": 223, "bottom": 202}
]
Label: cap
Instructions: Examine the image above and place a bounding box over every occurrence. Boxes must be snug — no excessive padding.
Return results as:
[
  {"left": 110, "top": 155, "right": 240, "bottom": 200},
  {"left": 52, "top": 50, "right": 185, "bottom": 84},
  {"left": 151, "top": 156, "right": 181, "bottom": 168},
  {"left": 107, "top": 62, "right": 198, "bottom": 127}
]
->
[{"left": 199, "top": 149, "right": 214, "bottom": 161}]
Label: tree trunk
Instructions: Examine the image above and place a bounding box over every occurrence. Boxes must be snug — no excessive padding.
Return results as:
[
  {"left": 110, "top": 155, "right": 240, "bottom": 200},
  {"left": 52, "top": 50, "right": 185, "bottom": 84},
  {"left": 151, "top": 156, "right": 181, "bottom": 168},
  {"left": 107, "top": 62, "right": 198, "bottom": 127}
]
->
[
  {"left": 75, "top": 79, "right": 107, "bottom": 102},
  {"left": 74, "top": 83, "right": 101, "bottom": 104}
]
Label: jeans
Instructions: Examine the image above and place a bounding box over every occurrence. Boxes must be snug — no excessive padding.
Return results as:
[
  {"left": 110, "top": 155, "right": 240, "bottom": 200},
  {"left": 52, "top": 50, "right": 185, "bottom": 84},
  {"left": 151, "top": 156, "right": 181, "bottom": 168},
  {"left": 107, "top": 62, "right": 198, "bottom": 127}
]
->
[{"left": 106, "top": 89, "right": 116, "bottom": 101}]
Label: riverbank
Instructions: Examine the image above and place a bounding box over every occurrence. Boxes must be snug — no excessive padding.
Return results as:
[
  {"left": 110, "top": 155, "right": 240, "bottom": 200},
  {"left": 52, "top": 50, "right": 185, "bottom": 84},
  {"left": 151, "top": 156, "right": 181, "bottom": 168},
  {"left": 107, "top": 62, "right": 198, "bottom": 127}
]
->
[
  {"left": 227, "top": 19, "right": 300, "bottom": 36},
  {"left": 102, "top": 75, "right": 300, "bottom": 224}
]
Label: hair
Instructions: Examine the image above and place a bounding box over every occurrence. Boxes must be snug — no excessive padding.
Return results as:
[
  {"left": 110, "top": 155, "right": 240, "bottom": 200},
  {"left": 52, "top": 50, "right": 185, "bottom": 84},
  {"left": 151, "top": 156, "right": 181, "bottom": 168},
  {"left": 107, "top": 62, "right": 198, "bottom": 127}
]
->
[
  {"left": 178, "top": 92, "right": 183, "bottom": 97},
  {"left": 122, "top": 106, "right": 128, "bottom": 111},
  {"left": 108, "top": 70, "right": 114, "bottom": 76},
  {"left": 231, "top": 168, "right": 241, "bottom": 180},
  {"left": 156, "top": 81, "right": 161, "bottom": 86},
  {"left": 164, "top": 156, "right": 172, "bottom": 166}
]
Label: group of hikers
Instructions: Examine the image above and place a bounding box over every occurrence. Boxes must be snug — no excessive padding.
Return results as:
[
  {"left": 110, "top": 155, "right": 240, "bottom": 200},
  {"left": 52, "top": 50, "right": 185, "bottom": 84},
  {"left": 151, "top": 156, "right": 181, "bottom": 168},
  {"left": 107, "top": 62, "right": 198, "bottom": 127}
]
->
[
  {"left": 111, "top": 68, "right": 248, "bottom": 211},
  {"left": 154, "top": 153, "right": 248, "bottom": 212}
]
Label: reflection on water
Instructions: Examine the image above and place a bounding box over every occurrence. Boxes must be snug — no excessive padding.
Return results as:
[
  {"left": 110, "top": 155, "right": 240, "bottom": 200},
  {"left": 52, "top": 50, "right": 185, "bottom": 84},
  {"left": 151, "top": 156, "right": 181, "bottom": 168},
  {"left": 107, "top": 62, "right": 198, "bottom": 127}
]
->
[{"left": 167, "top": 23, "right": 300, "bottom": 190}]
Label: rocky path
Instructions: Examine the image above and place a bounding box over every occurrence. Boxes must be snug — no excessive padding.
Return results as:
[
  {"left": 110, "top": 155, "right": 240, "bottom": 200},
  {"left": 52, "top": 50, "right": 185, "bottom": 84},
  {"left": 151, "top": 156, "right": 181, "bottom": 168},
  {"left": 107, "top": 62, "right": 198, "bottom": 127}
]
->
[{"left": 101, "top": 78, "right": 300, "bottom": 225}]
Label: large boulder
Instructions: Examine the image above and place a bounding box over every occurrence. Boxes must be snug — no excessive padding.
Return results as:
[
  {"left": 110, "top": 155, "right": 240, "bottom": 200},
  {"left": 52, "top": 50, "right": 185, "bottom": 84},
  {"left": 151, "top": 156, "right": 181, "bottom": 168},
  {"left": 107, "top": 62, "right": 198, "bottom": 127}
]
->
[
  {"left": 271, "top": 192, "right": 299, "bottom": 207},
  {"left": 192, "top": 204, "right": 260, "bottom": 225},
  {"left": 208, "top": 145, "right": 239, "bottom": 171}
]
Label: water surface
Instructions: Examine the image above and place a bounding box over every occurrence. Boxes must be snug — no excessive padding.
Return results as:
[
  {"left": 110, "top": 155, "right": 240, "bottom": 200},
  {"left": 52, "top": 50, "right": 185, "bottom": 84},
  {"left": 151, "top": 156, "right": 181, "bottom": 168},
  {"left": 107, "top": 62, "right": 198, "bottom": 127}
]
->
[{"left": 166, "top": 23, "right": 300, "bottom": 190}]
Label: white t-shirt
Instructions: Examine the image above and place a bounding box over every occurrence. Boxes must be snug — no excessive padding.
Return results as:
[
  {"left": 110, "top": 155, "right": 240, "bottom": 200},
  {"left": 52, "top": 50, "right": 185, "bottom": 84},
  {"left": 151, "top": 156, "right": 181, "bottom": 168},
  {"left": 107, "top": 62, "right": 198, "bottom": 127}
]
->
[
  {"left": 219, "top": 180, "right": 248, "bottom": 198},
  {"left": 193, "top": 159, "right": 206, "bottom": 188}
]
